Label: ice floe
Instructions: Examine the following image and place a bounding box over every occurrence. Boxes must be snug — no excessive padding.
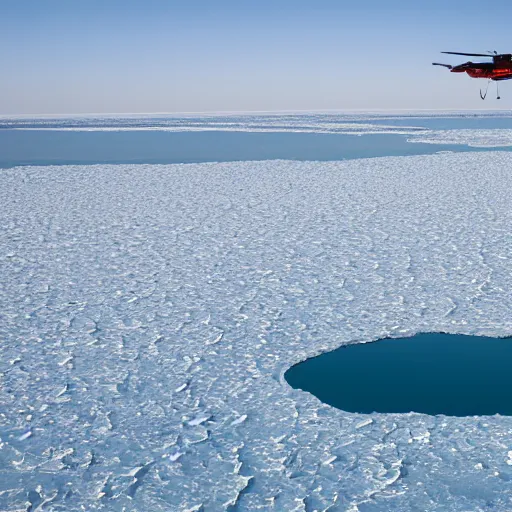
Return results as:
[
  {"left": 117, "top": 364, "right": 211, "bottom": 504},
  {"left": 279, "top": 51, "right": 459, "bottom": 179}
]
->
[
  {"left": 1, "top": 153, "right": 512, "bottom": 510},
  {"left": 408, "top": 129, "right": 512, "bottom": 147}
]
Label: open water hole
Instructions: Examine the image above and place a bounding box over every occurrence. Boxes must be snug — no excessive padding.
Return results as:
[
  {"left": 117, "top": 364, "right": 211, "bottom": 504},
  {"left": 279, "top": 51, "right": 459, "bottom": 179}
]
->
[{"left": 285, "top": 333, "right": 512, "bottom": 416}]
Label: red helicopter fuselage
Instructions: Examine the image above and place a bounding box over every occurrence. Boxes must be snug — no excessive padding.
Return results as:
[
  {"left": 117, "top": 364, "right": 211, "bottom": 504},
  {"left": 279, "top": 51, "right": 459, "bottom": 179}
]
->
[{"left": 451, "top": 56, "right": 512, "bottom": 81}]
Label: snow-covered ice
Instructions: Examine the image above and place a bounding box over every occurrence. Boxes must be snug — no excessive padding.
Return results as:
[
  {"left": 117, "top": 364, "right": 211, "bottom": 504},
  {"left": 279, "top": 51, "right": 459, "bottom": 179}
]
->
[
  {"left": 2, "top": 112, "right": 426, "bottom": 134},
  {"left": 408, "top": 129, "right": 512, "bottom": 147},
  {"left": 2, "top": 153, "right": 512, "bottom": 510}
]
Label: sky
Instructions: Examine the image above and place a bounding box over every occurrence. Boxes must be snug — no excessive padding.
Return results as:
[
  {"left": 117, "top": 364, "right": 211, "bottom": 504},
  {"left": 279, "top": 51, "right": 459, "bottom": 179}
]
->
[{"left": 3, "top": 0, "right": 512, "bottom": 114}]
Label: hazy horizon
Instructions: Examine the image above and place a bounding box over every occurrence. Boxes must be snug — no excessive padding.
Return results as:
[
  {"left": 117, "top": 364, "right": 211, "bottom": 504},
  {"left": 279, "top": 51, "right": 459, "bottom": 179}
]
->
[
  {"left": 4, "top": 0, "right": 512, "bottom": 114},
  {"left": 2, "top": 107, "right": 510, "bottom": 118}
]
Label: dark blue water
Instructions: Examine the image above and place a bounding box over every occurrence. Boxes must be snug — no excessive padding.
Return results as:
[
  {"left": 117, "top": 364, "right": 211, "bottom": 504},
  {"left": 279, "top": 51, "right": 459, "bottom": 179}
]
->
[
  {"left": 285, "top": 333, "right": 512, "bottom": 416},
  {"left": 0, "top": 130, "right": 508, "bottom": 169}
]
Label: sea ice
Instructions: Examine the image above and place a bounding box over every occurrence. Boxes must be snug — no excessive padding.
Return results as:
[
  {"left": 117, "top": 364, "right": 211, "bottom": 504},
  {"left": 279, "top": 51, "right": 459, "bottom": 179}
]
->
[
  {"left": 408, "top": 128, "right": 512, "bottom": 147},
  {"left": 1, "top": 153, "right": 512, "bottom": 510}
]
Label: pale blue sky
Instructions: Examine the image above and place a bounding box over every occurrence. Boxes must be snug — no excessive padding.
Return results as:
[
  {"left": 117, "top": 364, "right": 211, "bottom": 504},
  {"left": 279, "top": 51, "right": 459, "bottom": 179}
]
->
[{"left": 3, "top": 0, "right": 512, "bottom": 114}]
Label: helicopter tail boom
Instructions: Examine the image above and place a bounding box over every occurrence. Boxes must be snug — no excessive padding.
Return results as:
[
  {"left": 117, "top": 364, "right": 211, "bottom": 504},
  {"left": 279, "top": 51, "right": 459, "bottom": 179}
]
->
[{"left": 432, "top": 62, "right": 453, "bottom": 69}]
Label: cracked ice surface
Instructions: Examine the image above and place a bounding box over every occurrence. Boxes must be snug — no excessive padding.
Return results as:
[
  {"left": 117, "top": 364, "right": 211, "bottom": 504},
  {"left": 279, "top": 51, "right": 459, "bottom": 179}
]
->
[{"left": 1, "top": 153, "right": 512, "bottom": 511}]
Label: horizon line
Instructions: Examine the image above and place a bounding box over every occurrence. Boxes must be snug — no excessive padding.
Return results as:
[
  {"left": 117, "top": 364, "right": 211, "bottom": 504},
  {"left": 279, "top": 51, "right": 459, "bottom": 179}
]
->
[{"left": 1, "top": 107, "right": 511, "bottom": 118}]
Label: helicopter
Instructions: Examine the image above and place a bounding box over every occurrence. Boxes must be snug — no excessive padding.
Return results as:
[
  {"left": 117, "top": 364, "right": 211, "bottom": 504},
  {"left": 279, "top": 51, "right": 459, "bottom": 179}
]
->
[{"left": 433, "top": 51, "right": 512, "bottom": 100}]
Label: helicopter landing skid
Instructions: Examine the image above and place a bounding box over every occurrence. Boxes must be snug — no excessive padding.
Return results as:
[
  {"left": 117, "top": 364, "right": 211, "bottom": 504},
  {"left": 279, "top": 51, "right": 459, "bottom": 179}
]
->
[{"left": 480, "top": 80, "right": 500, "bottom": 100}]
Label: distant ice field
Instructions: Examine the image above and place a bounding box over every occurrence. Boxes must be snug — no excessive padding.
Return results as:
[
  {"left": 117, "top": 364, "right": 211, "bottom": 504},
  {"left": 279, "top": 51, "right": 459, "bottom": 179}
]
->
[
  {"left": 2, "top": 153, "right": 512, "bottom": 511},
  {"left": 1, "top": 112, "right": 512, "bottom": 168},
  {"left": 3, "top": 110, "right": 512, "bottom": 131}
]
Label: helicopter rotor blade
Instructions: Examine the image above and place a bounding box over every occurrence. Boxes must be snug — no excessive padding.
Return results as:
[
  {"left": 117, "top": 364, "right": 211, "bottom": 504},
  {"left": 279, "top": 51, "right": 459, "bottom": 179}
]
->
[{"left": 441, "top": 51, "right": 496, "bottom": 58}]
